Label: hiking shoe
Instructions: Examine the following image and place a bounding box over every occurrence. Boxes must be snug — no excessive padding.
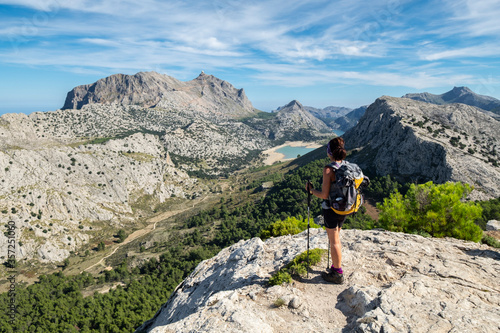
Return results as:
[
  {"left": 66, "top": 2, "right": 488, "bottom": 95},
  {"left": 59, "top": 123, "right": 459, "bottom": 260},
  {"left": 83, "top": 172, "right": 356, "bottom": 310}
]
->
[{"left": 321, "top": 270, "right": 344, "bottom": 284}]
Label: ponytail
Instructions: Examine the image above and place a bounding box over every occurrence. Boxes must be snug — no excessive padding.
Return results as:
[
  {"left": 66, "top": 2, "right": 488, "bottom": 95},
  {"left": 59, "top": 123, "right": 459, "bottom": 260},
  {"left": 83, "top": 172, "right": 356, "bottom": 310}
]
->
[{"left": 328, "top": 137, "right": 347, "bottom": 161}]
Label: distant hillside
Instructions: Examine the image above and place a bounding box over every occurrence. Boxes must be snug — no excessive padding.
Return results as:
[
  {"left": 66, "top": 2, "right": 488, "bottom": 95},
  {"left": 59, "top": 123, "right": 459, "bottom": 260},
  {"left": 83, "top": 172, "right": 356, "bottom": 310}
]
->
[
  {"left": 246, "top": 100, "right": 331, "bottom": 142},
  {"left": 403, "top": 86, "right": 500, "bottom": 116},
  {"left": 303, "top": 105, "right": 352, "bottom": 126},
  {"left": 332, "top": 105, "right": 368, "bottom": 132},
  {"left": 0, "top": 71, "right": 342, "bottom": 264},
  {"left": 343, "top": 96, "right": 500, "bottom": 200}
]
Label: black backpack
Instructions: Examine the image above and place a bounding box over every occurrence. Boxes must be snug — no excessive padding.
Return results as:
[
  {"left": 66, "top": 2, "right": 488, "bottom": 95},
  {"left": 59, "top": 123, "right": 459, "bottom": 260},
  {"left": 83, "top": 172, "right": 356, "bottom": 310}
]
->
[{"left": 326, "top": 161, "right": 369, "bottom": 215}]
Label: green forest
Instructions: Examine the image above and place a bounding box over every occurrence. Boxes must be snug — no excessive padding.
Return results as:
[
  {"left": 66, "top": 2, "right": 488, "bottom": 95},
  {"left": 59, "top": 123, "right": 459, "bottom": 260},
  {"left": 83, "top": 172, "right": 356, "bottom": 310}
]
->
[{"left": 1, "top": 156, "right": 499, "bottom": 332}]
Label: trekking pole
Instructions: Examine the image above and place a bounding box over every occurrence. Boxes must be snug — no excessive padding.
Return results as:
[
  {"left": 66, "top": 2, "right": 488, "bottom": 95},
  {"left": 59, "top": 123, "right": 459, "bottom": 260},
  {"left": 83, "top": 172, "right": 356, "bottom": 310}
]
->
[
  {"left": 327, "top": 239, "right": 330, "bottom": 270},
  {"left": 307, "top": 180, "right": 311, "bottom": 278}
]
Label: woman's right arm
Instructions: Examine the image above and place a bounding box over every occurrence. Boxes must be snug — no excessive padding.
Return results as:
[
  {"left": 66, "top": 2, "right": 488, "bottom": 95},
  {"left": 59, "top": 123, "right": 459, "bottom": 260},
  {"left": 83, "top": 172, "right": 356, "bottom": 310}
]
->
[{"left": 309, "top": 167, "right": 334, "bottom": 200}]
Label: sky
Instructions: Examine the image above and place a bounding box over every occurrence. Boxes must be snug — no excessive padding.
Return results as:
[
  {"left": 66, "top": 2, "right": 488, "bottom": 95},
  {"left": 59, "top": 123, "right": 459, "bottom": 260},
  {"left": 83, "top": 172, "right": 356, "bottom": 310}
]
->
[{"left": 1, "top": 0, "right": 499, "bottom": 115}]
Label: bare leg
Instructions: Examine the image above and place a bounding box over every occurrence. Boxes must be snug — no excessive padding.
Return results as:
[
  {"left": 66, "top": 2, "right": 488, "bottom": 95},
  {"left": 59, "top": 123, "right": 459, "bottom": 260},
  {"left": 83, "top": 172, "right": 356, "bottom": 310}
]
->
[{"left": 326, "top": 227, "right": 342, "bottom": 269}]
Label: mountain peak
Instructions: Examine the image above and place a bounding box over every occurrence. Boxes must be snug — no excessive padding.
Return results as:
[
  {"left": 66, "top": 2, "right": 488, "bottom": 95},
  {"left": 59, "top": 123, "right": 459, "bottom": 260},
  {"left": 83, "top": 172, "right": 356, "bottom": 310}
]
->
[
  {"left": 451, "top": 86, "right": 472, "bottom": 93},
  {"left": 403, "top": 86, "right": 500, "bottom": 113},
  {"left": 444, "top": 86, "right": 474, "bottom": 98},
  {"left": 285, "top": 100, "right": 303, "bottom": 108}
]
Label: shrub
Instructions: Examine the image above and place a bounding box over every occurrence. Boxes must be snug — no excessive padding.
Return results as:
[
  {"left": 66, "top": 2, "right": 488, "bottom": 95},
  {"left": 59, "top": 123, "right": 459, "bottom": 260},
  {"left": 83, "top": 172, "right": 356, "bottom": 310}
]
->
[
  {"left": 482, "top": 234, "right": 500, "bottom": 248},
  {"left": 268, "top": 270, "right": 292, "bottom": 286},
  {"left": 117, "top": 229, "right": 127, "bottom": 243},
  {"left": 273, "top": 297, "right": 287, "bottom": 308},
  {"left": 377, "top": 182, "right": 483, "bottom": 242},
  {"left": 260, "top": 216, "right": 320, "bottom": 240},
  {"left": 268, "top": 249, "right": 326, "bottom": 285}
]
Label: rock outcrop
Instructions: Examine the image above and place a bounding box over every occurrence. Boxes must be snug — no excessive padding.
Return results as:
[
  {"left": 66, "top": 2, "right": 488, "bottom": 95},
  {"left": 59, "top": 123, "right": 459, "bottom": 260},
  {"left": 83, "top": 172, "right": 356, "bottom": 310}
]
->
[
  {"left": 403, "top": 86, "right": 500, "bottom": 116},
  {"left": 136, "top": 229, "right": 500, "bottom": 332},
  {"left": 343, "top": 96, "right": 500, "bottom": 199}
]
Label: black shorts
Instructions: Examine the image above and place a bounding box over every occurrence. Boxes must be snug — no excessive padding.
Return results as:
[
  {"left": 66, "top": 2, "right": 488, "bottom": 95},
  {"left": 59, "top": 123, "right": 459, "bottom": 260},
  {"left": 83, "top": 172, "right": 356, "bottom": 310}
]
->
[{"left": 322, "top": 208, "right": 346, "bottom": 229}]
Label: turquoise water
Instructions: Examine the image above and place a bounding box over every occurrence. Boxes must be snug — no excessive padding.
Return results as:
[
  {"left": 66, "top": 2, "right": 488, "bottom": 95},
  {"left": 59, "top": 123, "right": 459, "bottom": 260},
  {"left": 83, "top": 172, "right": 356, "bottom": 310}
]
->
[
  {"left": 333, "top": 129, "right": 345, "bottom": 136},
  {"left": 275, "top": 145, "right": 316, "bottom": 159}
]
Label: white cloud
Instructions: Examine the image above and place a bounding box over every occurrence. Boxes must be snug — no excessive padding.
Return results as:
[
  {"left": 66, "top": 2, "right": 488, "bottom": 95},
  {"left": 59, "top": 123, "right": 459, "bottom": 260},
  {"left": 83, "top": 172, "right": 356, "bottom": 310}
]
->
[
  {"left": 0, "top": 0, "right": 499, "bottom": 98},
  {"left": 421, "top": 45, "right": 500, "bottom": 61},
  {"left": 437, "top": 0, "right": 500, "bottom": 37},
  {"left": 248, "top": 63, "right": 478, "bottom": 90}
]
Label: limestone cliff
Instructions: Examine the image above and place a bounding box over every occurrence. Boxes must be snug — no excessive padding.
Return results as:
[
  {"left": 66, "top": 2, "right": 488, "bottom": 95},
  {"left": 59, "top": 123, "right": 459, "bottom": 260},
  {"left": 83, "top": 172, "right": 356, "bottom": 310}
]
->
[
  {"left": 343, "top": 96, "right": 500, "bottom": 199},
  {"left": 136, "top": 229, "right": 500, "bottom": 332}
]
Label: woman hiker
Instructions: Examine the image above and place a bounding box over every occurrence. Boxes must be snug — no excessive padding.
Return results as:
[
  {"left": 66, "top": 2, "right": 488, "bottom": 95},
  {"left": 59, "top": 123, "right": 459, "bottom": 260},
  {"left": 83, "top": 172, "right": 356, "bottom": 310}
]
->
[{"left": 305, "top": 137, "right": 346, "bottom": 284}]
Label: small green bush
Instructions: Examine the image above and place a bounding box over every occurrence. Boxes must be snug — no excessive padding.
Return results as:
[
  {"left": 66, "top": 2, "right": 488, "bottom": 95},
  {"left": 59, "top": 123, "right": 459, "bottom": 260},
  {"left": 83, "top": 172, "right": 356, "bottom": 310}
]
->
[
  {"left": 482, "top": 234, "right": 500, "bottom": 248},
  {"left": 260, "top": 216, "right": 320, "bottom": 240},
  {"left": 273, "top": 297, "right": 287, "bottom": 308},
  {"left": 268, "top": 270, "right": 292, "bottom": 286},
  {"left": 268, "top": 248, "right": 326, "bottom": 286}
]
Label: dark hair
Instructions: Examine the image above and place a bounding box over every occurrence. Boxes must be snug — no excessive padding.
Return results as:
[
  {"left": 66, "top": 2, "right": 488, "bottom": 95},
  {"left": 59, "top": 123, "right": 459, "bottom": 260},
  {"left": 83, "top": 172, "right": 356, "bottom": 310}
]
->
[{"left": 328, "top": 137, "right": 347, "bottom": 161}]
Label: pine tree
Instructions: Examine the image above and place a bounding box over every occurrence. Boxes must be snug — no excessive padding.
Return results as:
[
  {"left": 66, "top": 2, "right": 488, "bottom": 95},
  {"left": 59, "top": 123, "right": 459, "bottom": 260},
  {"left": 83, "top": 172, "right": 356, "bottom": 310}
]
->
[{"left": 377, "top": 182, "right": 483, "bottom": 242}]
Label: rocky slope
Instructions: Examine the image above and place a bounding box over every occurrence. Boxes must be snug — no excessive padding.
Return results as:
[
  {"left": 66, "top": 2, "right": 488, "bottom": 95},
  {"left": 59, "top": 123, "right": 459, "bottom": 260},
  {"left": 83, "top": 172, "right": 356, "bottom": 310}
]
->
[
  {"left": 343, "top": 96, "right": 500, "bottom": 200},
  {"left": 403, "top": 86, "right": 500, "bottom": 116},
  {"left": 0, "top": 115, "right": 201, "bottom": 262},
  {"left": 136, "top": 229, "right": 500, "bottom": 332}
]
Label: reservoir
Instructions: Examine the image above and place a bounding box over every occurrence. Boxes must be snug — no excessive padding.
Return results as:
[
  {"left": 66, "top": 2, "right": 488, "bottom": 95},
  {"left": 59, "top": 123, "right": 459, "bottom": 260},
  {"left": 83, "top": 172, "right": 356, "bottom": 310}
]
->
[
  {"left": 333, "top": 129, "right": 345, "bottom": 136},
  {"left": 275, "top": 145, "right": 317, "bottom": 159}
]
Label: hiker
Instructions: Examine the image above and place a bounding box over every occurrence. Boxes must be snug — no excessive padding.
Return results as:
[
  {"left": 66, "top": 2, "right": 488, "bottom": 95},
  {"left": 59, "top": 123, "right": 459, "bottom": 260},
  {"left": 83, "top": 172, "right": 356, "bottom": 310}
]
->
[{"left": 305, "top": 137, "right": 346, "bottom": 284}]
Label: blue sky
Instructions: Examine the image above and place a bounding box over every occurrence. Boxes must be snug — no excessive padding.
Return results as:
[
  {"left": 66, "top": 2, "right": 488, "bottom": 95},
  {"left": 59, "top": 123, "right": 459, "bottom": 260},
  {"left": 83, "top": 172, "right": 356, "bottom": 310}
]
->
[{"left": 1, "top": 0, "right": 499, "bottom": 114}]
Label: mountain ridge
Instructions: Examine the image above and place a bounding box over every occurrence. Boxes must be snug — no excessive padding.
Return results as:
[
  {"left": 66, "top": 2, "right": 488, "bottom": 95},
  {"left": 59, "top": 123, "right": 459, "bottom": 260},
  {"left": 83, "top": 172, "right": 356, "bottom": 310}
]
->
[
  {"left": 403, "top": 86, "right": 500, "bottom": 115},
  {"left": 63, "top": 71, "right": 258, "bottom": 120},
  {"left": 343, "top": 96, "right": 500, "bottom": 199}
]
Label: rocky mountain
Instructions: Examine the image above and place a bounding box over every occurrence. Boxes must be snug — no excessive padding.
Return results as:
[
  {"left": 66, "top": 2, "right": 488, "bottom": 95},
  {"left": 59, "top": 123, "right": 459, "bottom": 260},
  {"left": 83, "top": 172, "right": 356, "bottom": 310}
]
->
[
  {"left": 403, "top": 86, "right": 500, "bottom": 116},
  {"left": 303, "top": 105, "right": 352, "bottom": 125},
  {"left": 273, "top": 100, "right": 331, "bottom": 139},
  {"left": 343, "top": 96, "right": 500, "bottom": 199},
  {"left": 246, "top": 100, "right": 331, "bottom": 142},
  {"left": 136, "top": 228, "right": 500, "bottom": 332},
  {"left": 63, "top": 71, "right": 257, "bottom": 120},
  {"left": 332, "top": 105, "right": 368, "bottom": 132}
]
